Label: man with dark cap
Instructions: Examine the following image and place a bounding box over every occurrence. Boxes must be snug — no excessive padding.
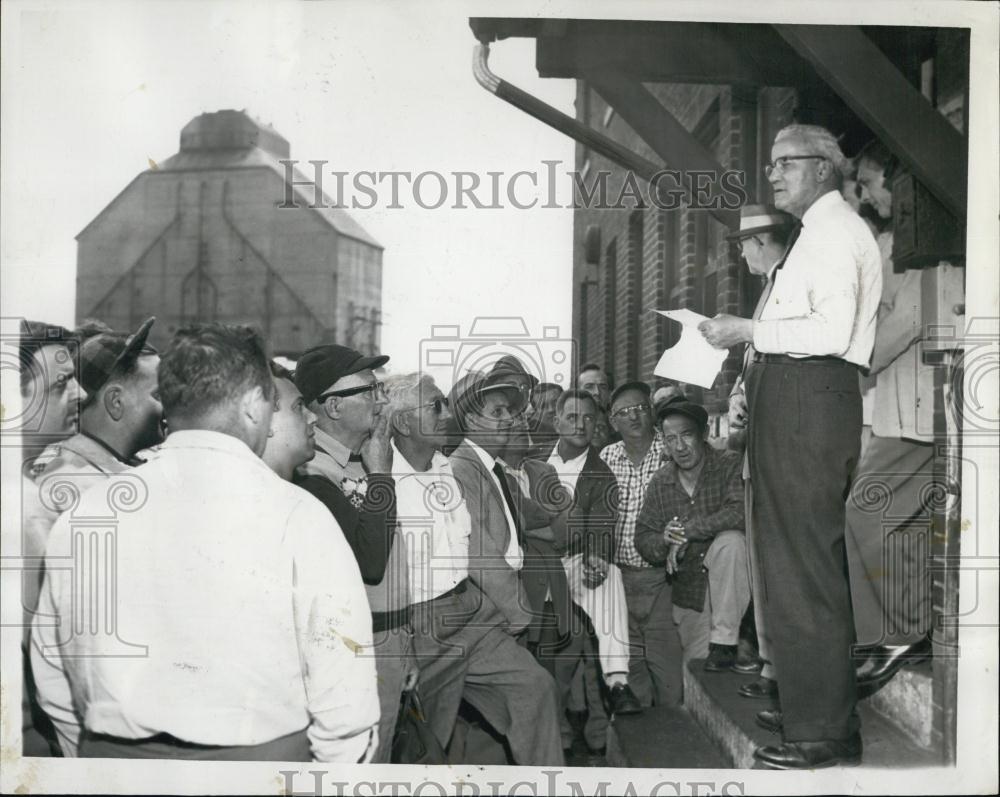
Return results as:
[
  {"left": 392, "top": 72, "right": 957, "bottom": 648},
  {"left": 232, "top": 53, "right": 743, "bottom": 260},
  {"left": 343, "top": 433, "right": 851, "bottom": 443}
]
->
[
  {"left": 635, "top": 397, "right": 749, "bottom": 672},
  {"left": 414, "top": 369, "right": 563, "bottom": 766},
  {"left": 31, "top": 317, "right": 161, "bottom": 480},
  {"left": 26, "top": 318, "right": 162, "bottom": 623},
  {"left": 292, "top": 343, "right": 413, "bottom": 764}
]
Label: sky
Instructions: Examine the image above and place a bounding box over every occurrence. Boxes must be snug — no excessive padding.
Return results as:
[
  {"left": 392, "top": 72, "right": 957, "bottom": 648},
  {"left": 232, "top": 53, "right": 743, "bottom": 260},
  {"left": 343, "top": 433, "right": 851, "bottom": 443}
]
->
[{"left": 1, "top": 0, "right": 578, "bottom": 383}]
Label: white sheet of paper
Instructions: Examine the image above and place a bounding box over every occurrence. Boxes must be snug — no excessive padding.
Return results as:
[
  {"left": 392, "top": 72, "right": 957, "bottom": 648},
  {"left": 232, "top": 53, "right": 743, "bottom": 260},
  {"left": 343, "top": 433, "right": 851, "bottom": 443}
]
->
[{"left": 653, "top": 309, "right": 729, "bottom": 389}]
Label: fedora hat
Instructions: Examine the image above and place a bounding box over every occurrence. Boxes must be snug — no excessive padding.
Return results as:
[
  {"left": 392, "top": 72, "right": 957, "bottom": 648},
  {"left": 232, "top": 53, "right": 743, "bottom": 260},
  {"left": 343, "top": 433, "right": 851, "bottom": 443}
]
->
[{"left": 726, "top": 204, "right": 795, "bottom": 240}]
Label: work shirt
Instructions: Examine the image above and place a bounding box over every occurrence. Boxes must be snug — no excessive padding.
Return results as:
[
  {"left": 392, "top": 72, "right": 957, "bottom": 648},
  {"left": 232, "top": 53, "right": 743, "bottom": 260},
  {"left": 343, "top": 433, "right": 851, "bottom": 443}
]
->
[
  {"left": 754, "top": 190, "right": 882, "bottom": 366},
  {"left": 391, "top": 441, "right": 471, "bottom": 604},
  {"left": 546, "top": 445, "right": 589, "bottom": 496},
  {"left": 31, "top": 429, "right": 379, "bottom": 763},
  {"left": 634, "top": 446, "right": 745, "bottom": 610},
  {"left": 600, "top": 434, "right": 665, "bottom": 568},
  {"left": 466, "top": 439, "right": 523, "bottom": 570}
]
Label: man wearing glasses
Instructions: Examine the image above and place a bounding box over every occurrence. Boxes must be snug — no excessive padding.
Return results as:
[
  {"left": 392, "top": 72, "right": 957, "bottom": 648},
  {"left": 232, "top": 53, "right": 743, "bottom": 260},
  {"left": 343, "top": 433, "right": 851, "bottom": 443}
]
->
[
  {"left": 293, "top": 343, "right": 412, "bottom": 764},
  {"left": 699, "top": 124, "right": 882, "bottom": 769},
  {"left": 600, "top": 381, "right": 684, "bottom": 709}
]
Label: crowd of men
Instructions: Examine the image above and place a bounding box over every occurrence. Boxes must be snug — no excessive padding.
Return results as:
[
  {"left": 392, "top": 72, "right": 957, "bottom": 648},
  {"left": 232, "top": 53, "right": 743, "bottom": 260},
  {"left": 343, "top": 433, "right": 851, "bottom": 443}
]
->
[{"left": 15, "top": 123, "right": 935, "bottom": 770}]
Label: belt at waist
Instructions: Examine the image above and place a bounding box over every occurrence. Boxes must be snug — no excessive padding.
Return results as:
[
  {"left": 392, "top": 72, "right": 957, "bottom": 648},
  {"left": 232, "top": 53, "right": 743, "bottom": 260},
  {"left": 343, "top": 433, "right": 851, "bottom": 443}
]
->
[
  {"left": 372, "top": 604, "right": 411, "bottom": 633},
  {"left": 753, "top": 352, "right": 861, "bottom": 370},
  {"left": 616, "top": 563, "right": 662, "bottom": 573}
]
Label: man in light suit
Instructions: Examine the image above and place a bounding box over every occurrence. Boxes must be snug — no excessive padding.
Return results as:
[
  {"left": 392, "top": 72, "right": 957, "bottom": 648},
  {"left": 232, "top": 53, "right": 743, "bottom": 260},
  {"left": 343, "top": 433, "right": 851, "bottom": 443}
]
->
[{"left": 402, "top": 371, "right": 563, "bottom": 766}]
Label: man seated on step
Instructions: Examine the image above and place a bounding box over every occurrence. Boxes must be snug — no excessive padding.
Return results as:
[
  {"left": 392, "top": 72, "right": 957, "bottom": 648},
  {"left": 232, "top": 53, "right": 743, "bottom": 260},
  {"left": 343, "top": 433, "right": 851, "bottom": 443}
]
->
[
  {"left": 386, "top": 371, "right": 564, "bottom": 766},
  {"left": 635, "top": 396, "right": 749, "bottom": 672},
  {"left": 543, "top": 389, "right": 642, "bottom": 716}
]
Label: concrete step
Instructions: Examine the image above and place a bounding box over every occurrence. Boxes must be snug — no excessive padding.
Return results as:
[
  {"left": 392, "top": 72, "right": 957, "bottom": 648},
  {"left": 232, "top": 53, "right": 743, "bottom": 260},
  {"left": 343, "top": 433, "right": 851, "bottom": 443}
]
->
[
  {"left": 864, "top": 660, "right": 934, "bottom": 749},
  {"left": 606, "top": 705, "right": 728, "bottom": 769},
  {"left": 683, "top": 660, "right": 942, "bottom": 769}
]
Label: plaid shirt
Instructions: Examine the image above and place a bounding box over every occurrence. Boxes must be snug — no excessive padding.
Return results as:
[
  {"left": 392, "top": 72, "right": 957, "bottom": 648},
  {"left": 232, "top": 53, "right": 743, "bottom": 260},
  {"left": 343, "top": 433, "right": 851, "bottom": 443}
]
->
[
  {"left": 634, "top": 446, "right": 745, "bottom": 609},
  {"left": 599, "top": 434, "right": 666, "bottom": 568}
]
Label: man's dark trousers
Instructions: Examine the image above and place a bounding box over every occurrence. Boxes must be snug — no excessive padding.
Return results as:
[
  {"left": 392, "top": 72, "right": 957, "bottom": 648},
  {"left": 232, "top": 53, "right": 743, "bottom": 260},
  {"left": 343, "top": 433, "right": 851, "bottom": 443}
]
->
[{"left": 745, "top": 356, "right": 861, "bottom": 742}]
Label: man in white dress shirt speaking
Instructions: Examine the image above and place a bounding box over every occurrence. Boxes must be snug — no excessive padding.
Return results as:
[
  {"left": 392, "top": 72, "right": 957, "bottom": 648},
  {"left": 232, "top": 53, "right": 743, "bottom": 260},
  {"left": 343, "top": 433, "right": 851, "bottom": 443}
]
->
[
  {"left": 700, "top": 124, "right": 882, "bottom": 769},
  {"left": 31, "top": 323, "right": 379, "bottom": 762}
]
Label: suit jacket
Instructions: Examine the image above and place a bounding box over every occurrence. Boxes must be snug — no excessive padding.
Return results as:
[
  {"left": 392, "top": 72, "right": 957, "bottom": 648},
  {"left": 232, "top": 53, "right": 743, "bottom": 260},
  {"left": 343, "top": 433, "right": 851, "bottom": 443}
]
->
[
  {"left": 449, "top": 440, "right": 532, "bottom": 635},
  {"left": 569, "top": 447, "right": 619, "bottom": 562},
  {"left": 534, "top": 443, "right": 619, "bottom": 562},
  {"left": 507, "top": 458, "right": 572, "bottom": 643}
]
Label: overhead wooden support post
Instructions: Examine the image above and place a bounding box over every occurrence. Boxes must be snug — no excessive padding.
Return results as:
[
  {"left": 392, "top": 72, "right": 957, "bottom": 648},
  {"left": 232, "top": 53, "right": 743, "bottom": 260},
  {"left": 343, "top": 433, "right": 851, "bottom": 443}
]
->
[
  {"left": 586, "top": 69, "right": 740, "bottom": 229},
  {"left": 774, "top": 24, "right": 967, "bottom": 218}
]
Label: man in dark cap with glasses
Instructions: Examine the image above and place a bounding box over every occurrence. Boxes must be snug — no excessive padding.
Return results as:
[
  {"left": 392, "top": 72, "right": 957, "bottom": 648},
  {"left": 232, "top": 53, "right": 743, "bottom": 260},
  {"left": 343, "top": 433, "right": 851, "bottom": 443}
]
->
[{"left": 293, "top": 343, "right": 413, "bottom": 764}]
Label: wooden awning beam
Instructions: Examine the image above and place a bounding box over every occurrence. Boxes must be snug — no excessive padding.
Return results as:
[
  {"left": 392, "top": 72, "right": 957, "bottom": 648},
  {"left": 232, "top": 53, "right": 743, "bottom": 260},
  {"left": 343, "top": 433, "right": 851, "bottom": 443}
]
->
[
  {"left": 774, "top": 24, "right": 967, "bottom": 217},
  {"left": 586, "top": 69, "right": 740, "bottom": 229}
]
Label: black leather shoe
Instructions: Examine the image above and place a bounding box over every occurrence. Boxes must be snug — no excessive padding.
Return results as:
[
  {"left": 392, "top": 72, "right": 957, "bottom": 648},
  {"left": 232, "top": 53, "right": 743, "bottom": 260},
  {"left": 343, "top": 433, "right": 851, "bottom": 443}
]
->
[
  {"left": 704, "top": 643, "right": 737, "bottom": 672},
  {"left": 753, "top": 734, "right": 863, "bottom": 769},
  {"left": 856, "top": 636, "right": 932, "bottom": 689},
  {"left": 739, "top": 676, "right": 779, "bottom": 700},
  {"left": 755, "top": 709, "right": 783, "bottom": 734},
  {"left": 608, "top": 683, "right": 642, "bottom": 715}
]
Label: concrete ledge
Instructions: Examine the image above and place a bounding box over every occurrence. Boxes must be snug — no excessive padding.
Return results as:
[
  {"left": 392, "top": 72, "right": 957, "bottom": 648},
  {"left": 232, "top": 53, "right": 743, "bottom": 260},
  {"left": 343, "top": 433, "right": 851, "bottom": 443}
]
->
[
  {"left": 865, "top": 661, "right": 934, "bottom": 749},
  {"left": 684, "top": 660, "right": 943, "bottom": 769}
]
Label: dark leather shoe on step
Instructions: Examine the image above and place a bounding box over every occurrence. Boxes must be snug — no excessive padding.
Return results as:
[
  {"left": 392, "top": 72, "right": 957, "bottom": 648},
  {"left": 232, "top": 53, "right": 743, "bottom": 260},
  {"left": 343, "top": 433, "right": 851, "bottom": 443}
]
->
[
  {"left": 753, "top": 734, "right": 863, "bottom": 769},
  {"left": 739, "top": 676, "right": 779, "bottom": 700},
  {"left": 608, "top": 683, "right": 642, "bottom": 715},
  {"left": 704, "top": 643, "right": 737, "bottom": 672},
  {"left": 755, "top": 708, "right": 783, "bottom": 734},
  {"left": 856, "top": 636, "right": 932, "bottom": 690}
]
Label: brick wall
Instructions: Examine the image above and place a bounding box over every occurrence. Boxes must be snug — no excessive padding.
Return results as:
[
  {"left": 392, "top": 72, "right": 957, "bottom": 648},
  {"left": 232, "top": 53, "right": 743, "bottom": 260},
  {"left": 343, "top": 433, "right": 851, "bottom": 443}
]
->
[{"left": 570, "top": 81, "right": 778, "bottom": 414}]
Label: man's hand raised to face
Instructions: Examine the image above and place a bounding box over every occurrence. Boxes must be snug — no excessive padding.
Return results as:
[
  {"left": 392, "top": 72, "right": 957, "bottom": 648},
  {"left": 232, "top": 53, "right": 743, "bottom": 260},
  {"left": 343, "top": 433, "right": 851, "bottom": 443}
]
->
[{"left": 361, "top": 411, "right": 393, "bottom": 474}]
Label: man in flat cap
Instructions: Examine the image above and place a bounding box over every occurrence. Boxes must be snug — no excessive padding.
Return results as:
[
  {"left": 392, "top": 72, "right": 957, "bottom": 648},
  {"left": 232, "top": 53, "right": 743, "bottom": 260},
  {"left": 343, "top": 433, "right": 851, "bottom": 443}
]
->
[
  {"left": 293, "top": 343, "right": 413, "bottom": 764},
  {"left": 635, "top": 397, "right": 749, "bottom": 672},
  {"left": 25, "top": 318, "right": 162, "bottom": 625},
  {"left": 31, "top": 317, "right": 161, "bottom": 480}
]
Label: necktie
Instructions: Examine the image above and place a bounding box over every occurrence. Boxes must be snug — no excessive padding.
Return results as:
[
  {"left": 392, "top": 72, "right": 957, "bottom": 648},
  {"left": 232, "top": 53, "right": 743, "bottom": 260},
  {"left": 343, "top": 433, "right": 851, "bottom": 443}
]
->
[
  {"left": 492, "top": 461, "right": 524, "bottom": 547},
  {"left": 740, "top": 222, "right": 803, "bottom": 377}
]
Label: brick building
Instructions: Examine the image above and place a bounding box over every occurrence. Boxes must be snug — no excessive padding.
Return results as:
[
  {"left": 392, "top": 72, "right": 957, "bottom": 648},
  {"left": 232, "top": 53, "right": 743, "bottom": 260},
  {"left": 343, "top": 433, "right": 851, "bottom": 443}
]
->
[
  {"left": 563, "top": 28, "right": 968, "bottom": 429},
  {"left": 76, "top": 109, "right": 383, "bottom": 356},
  {"left": 470, "top": 18, "right": 970, "bottom": 763}
]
